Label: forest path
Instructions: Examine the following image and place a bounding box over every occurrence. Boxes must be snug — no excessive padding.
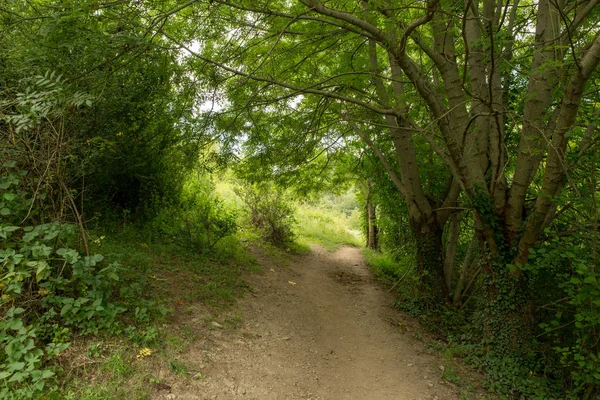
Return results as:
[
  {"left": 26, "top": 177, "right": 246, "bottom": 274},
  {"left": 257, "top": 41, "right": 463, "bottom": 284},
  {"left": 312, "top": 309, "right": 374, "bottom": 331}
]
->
[{"left": 154, "top": 246, "right": 458, "bottom": 400}]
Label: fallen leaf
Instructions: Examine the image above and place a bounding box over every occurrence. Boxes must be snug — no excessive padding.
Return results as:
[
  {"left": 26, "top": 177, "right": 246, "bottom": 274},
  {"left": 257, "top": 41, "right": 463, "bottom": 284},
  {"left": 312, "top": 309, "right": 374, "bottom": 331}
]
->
[
  {"left": 137, "top": 347, "right": 153, "bottom": 358},
  {"left": 270, "top": 268, "right": 275, "bottom": 272},
  {"left": 288, "top": 281, "right": 297, "bottom": 286}
]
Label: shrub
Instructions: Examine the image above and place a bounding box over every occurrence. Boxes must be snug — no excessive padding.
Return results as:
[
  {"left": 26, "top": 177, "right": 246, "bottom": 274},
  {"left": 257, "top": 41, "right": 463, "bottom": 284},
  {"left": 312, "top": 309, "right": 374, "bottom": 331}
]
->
[
  {"left": 236, "top": 183, "right": 296, "bottom": 245},
  {"left": 152, "top": 172, "right": 237, "bottom": 251}
]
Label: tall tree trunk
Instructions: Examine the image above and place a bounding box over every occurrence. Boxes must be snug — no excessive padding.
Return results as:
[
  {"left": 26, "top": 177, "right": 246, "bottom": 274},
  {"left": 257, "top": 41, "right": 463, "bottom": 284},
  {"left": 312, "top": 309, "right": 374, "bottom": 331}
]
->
[
  {"left": 366, "top": 179, "right": 378, "bottom": 250},
  {"left": 481, "top": 257, "right": 533, "bottom": 356},
  {"left": 476, "top": 211, "right": 535, "bottom": 355}
]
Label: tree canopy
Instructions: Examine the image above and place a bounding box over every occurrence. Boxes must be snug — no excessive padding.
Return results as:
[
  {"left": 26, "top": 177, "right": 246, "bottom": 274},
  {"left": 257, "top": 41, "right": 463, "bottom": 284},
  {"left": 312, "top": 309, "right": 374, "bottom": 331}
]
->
[{"left": 1, "top": 0, "right": 600, "bottom": 397}]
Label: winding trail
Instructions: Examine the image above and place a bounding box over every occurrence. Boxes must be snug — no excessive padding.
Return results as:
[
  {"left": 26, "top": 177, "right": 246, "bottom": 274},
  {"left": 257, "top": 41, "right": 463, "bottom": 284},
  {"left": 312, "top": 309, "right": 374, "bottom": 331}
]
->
[{"left": 155, "top": 246, "right": 458, "bottom": 400}]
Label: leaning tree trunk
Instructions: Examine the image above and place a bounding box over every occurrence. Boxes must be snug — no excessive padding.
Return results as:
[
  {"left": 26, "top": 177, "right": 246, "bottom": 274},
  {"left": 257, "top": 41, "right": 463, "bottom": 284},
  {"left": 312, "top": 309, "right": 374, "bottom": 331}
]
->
[{"left": 443, "top": 212, "right": 460, "bottom": 293}]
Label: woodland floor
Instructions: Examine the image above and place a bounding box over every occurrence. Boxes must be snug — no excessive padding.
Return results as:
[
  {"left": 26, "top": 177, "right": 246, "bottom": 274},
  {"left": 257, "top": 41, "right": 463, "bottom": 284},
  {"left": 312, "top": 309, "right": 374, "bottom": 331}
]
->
[{"left": 151, "top": 245, "right": 462, "bottom": 400}]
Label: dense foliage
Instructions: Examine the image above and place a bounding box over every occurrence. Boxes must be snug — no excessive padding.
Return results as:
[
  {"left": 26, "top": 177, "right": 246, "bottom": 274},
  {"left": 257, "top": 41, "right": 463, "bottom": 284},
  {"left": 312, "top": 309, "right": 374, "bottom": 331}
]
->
[
  {"left": 1, "top": 0, "right": 599, "bottom": 398},
  {"left": 0, "top": 1, "right": 227, "bottom": 397}
]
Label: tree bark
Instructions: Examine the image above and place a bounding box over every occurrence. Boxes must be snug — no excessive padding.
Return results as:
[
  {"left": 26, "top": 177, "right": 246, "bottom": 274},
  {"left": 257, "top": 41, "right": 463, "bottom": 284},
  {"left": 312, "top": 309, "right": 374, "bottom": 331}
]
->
[
  {"left": 452, "top": 233, "right": 477, "bottom": 307},
  {"left": 366, "top": 179, "right": 378, "bottom": 250},
  {"left": 443, "top": 212, "right": 460, "bottom": 292},
  {"left": 411, "top": 217, "right": 448, "bottom": 302}
]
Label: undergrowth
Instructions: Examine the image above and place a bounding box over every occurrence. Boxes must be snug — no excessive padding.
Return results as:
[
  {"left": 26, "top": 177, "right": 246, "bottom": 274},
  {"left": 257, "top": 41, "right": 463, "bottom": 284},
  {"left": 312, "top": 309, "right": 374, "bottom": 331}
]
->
[
  {"left": 365, "top": 240, "right": 600, "bottom": 399},
  {"left": 39, "top": 224, "right": 257, "bottom": 399},
  {"left": 0, "top": 162, "right": 258, "bottom": 399}
]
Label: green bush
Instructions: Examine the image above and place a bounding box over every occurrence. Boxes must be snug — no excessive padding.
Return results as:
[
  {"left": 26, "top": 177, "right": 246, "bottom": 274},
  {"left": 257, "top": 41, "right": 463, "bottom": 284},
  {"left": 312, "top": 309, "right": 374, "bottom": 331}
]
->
[
  {"left": 152, "top": 172, "right": 237, "bottom": 251},
  {"left": 527, "top": 236, "right": 600, "bottom": 398},
  {"left": 236, "top": 183, "right": 297, "bottom": 246}
]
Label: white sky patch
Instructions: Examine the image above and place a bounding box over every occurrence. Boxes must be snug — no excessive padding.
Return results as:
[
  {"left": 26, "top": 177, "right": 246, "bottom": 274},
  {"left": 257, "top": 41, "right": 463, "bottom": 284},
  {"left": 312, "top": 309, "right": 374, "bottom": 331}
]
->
[
  {"left": 287, "top": 95, "right": 304, "bottom": 110},
  {"left": 198, "top": 98, "right": 226, "bottom": 112},
  {"left": 187, "top": 40, "right": 202, "bottom": 54}
]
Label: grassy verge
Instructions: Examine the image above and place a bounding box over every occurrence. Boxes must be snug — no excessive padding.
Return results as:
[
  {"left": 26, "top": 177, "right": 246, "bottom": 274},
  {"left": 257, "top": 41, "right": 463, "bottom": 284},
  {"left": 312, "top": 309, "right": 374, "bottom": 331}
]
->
[
  {"left": 41, "top": 225, "right": 258, "bottom": 399},
  {"left": 363, "top": 248, "right": 407, "bottom": 282}
]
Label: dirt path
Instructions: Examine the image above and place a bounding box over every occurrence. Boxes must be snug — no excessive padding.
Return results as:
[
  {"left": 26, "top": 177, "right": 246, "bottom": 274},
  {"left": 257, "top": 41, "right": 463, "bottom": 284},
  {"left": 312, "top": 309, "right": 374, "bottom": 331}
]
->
[{"left": 155, "top": 246, "right": 458, "bottom": 400}]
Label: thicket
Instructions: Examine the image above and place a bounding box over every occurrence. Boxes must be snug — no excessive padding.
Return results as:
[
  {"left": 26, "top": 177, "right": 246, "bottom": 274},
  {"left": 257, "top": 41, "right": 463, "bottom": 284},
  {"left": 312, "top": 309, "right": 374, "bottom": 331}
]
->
[
  {"left": 151, "top": 172, "right": 237, "bottom": 252},
  {"left": 0, "top": 2, "right": 236, "bottom": 398},
  {"left": 0, "top": 148, "right": 170, "bottom": 399}
]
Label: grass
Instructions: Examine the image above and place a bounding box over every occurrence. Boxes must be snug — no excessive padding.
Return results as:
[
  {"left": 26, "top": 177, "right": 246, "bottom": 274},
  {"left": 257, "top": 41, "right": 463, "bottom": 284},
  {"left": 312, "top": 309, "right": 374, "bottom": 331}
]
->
[
  {"left": 103, "top": 350, "right": 132, "bottom": 378},
  {"left": 96, "top": 224, "right": 258, "bottom": 310},
  {"left": 295, "top": 195, "right": 363, "bottom": 251},
  {"left": 167, "top": 359, "right": 188, "bottom": 376},
  {"left": 43, "top": 343, "right": 151, "bottom": 400},
  {"left": 362, "top": 248, "right": 405, "bottom": 281}
]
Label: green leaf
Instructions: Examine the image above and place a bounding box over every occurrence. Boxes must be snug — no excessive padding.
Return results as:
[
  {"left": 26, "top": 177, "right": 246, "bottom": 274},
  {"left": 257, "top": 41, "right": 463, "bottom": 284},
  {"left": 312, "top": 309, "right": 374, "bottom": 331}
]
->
[
  {"left": 0, "top": 226, "right": 19, "bottom": 238},
  {"left": 61, "top": 303, "right": 72, "bottom": 316},
  {"left": 56, "top": 248, "right": 80, "bottom": 264},
  {"left": 7, "top": 362, "right": 25, "bottom": 373},
  {"left": 7, "top": 370, "right": 27, "bottom": 383},
  {"left": 8, "top": 307, "right": 25, "bottom": 316},
  {"left": 2, "top": 193, "right": 16, "bottom": 201},
  {"left": 41, "top": 370, "right": 54, "bottom": 379},
  {"left": 35, "top": 261, "right": 50, "bottom": 282},
  {"left": 6, "top": 318, "right": 23, "bottom": 331},
  {"left": 22, "top": 231, "right": 38, "bottom": 242},
  {"left": 32, "top": 244, "right": 52, "bottom": 258}
]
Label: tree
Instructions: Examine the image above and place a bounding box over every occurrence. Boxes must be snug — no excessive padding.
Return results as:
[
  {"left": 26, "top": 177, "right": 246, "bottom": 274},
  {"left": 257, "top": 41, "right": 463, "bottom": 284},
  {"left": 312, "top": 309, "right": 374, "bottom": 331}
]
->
[{"left": 157, "top": 0, "right": 600, "bottom": 347}]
